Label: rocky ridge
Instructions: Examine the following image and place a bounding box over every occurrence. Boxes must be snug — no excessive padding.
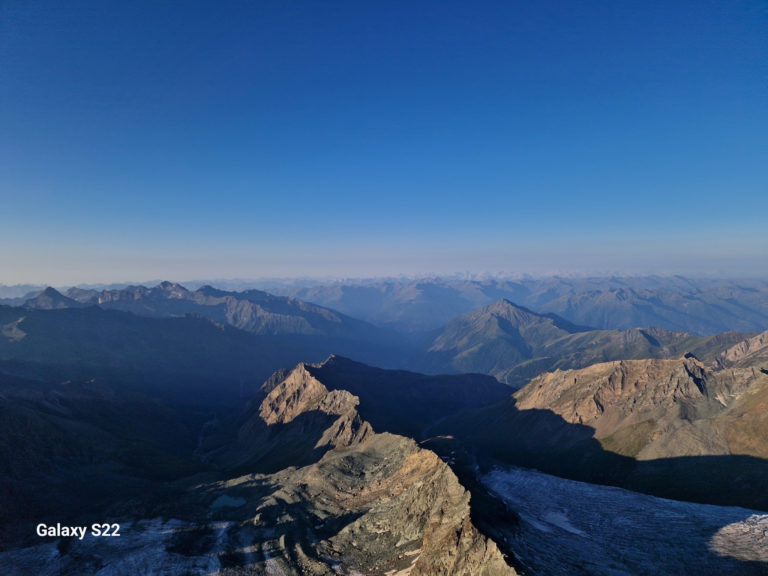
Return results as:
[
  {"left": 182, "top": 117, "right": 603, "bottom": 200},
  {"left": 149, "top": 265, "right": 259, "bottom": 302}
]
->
[
  {"left": 205, "top": 362, "right": 516, "bottom": 575},
  {"left": 64, "top": 282, "right": 385, "bottom": 339},
  {"left": 515, "top": 353, "right": 768, "bottom": 460}
]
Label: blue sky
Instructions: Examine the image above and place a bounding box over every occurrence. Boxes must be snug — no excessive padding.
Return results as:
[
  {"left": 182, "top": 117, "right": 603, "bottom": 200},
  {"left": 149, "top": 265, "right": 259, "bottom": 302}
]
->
[{"left": 1, "top": 0, "right": 766, "bottom": 284}]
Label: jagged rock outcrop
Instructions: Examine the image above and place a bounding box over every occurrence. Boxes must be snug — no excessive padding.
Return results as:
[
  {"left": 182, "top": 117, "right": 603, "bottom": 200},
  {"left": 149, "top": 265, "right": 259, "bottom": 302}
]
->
[
  {"left": 251, "top": 432, "right": 514, "bottom": 575},
  {"left": 207, "top": 364, "right": 374, "bottom": 472},
  {"left": 259, "top": 363, "right": 353, "bottom": 425},
  {"left": 258, "top": 363, "right": 375, "bottom": 451},
  {"left": 205, "top": 362, "right": 516, "bottom": 575}
]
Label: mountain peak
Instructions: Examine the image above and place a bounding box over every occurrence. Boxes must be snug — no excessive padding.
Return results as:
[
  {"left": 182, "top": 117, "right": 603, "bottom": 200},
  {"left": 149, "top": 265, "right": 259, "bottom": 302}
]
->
[
  {"left": 259, "top": 364, "right": 337, "bottom": 426},
  {"left": 23, "top": 287, "right": 83, "bottom": 310},
  {"left": 318, "top": 354, "right": 362, "bottom": 369},
  {"left": 480, "top": 298, "right": 590, "bottom": 332},
  {"left": 485, "top": 298, "right": 536, "bottom": 316},
  {"left": 156, "top": 281, "right": 188, "bottom": 293}
]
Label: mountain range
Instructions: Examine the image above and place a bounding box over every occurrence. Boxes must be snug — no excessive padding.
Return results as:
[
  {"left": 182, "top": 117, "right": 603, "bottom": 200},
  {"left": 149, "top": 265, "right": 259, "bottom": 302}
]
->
[
  {"left": 2, "top": 277, "right": 768, "bottom": 574},
  {"left": 9, "top": 275, "right": 768, "bottom": 336},
  {"left": 1, "top": 284, "right": 409, "bottom": 402},
  {"left": 63, "top": 282, "right": 387, "bottom": 340},
  {"left": 418, "top": 299, "right": 747, "bottom": 386},
  {"left": 269, "top": 275, "right": 768, "bottom": 335},
  {"left": 8, "top": 285, "right": 753, "bottom": 396}
]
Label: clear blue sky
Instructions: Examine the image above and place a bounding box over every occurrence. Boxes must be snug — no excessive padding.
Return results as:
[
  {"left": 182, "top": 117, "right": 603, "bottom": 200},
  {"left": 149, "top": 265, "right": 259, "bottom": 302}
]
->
[{"left": 1, "top": 0, "right": 766, "bottom": 284}]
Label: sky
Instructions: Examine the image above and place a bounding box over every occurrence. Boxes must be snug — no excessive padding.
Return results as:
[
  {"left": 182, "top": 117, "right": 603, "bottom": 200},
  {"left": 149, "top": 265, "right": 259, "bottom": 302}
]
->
[{"left": 1, "top": 0, "right": 766, "bottom": 284}]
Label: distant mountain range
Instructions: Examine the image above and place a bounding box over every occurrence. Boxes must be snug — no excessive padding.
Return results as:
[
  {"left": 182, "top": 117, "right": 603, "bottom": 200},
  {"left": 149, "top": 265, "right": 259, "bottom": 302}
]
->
[
  {"left": 417, "top": 299, "right": 747, "bottom": 386},
  {"left": 63, "top": 281, "right": 389, "bottom": 340},
  {"left": 8, "top": 275, "right": 768, "bottom": 335},
  {"left": 0, "top": 284, "right": 47, "bottom": 301},
  {"left": 0, "top": 284, "right": 414, "bottom": 398},
  {"left": 8, "top": 275, "right": 768, "bottom": 336},
  {"left": 5, "top": 283, "right": 760, "bottom": 400},
  {"left": 268, "top": 275, "right": 768, "bottom": 335}
]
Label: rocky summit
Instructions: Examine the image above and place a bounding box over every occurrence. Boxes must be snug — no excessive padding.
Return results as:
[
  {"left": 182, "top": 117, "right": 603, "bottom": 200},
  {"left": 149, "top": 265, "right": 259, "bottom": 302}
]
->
[{"left": 204, "top": 363, "right": 516, "bottom": 576}]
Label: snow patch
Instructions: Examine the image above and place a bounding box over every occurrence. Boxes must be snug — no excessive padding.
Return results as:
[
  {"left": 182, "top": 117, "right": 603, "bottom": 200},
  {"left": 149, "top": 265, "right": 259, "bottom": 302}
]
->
[{"left": 709, "top": 514, "right": 768, "bottom": 563}]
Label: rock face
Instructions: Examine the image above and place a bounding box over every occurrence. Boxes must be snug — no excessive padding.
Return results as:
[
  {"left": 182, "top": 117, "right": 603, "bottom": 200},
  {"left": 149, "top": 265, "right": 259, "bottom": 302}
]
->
[
  {"left": 515, "top": 354, "right": 768, "bottom": 460},
  {"left": 258, "top": 363, "right": 375, "bottom": 454},
  {"left": 207, "top": 363, "right": 516, "bottom": 575},
  {"left": 717, "top": 329, "right": 768, "bottom": 367},
  {"left": 258, "top": 363, "right": 360, "bottom": 425},
  {"left": 258, "top": 433, "right": 513, "bottom": 576}
]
